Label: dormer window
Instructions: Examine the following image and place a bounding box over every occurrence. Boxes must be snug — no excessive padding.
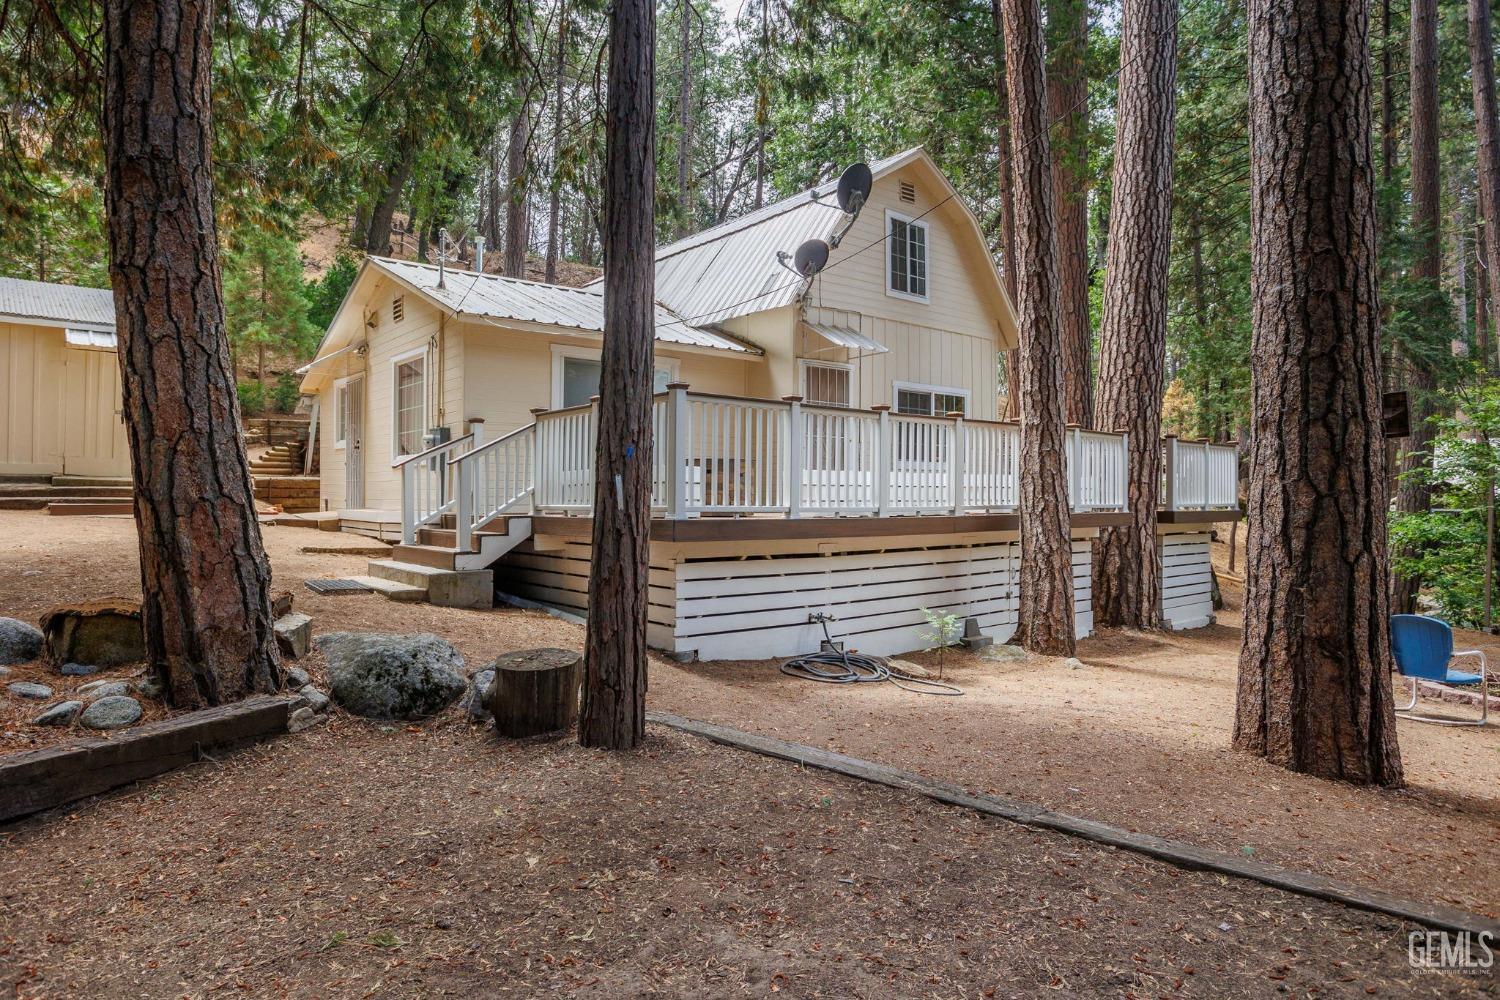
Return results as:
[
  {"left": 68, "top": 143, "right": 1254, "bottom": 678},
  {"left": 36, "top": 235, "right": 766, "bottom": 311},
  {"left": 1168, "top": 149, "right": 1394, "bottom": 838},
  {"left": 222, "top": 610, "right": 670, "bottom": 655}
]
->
[{"left": 887, "top": 211, "right": 929, "bottom": 302}]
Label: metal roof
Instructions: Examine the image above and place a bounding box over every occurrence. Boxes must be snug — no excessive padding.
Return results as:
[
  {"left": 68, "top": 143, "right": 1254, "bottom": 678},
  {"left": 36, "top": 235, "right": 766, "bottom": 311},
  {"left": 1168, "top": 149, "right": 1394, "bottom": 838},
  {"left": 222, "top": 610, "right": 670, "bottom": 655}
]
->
[
  {"left": 0, "top": 275, "right": 115, "bottom": 332},
  {"left": 369, "top": 257, "right": 759, "bottom": 355},
  {"left": 607, "top": 148, "right": 927, "bottom": 327}
]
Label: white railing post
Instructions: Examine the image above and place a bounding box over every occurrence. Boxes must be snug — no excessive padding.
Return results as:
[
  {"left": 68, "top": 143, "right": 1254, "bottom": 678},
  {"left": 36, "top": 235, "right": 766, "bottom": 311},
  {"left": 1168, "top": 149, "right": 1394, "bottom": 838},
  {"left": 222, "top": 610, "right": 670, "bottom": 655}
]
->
[
  {"left": 400, "top": 461, "right": 416, "bottom": 544},
  {"left": 873, "top": 405, "right": 892, "bottom": 516},
  {"left": 667, "top": 383, "right": 690, "bottom": 519},
  {"left": 784, "top": 395, "right": 803, "bottom": 518},
  {"left": 1163, "top": 434, "right": 1178, "bottom": 511},
  {"left": 1119, "top": 431, "right": 1130, "bottom": 512},
  {"left": 1201, "top": 441, "right": 1211, "bottom": 511},
  {"left": 948, "top": 410, "right": 966, "bottom": 514},
  {"left": 467, "top": 417, "right": 485, "bottom": 449},
  {"left": 455, "top": 459, "right": 474, "bottom": 552},
  {"left": 529, "top": 407, "right": 548, "bottom": 509},
  {"left": 1068, "top": 425, "right": 1083, "bottom": 513}
]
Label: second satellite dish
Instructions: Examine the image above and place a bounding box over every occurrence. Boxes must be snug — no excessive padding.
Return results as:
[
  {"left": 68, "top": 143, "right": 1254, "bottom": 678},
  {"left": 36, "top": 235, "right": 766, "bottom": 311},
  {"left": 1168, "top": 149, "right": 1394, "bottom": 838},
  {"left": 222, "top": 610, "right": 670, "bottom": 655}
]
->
[
  {"left": 793, "top": 239, "right": 831, "bottom": 277},
  {"left": 836, "top": 163, "right": 873, "bottom": 213}
]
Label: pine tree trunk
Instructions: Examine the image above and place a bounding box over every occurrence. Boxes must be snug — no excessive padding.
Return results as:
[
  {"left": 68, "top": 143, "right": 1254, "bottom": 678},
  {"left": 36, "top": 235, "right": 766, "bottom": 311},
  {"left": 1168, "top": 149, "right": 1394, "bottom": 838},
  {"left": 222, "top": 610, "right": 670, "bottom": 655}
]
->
[
  {"left": 1236, "top": 0, "right": 1403, "bottom": 786},
  {"left": 1001, "top": 0, "right": 1075, "bottom": 656},
  {"left": 366, "top": 150, "right": 412, "bottom": 256},
  {"left": 580, "top": 0, "right": 654, "bottom": 750},
  {"left": 1093, "top": 0, "right": 1177, "bottom": 630},
  {"left": 545, "top": 1, "right": 568, "bottom": 284},
  {"left": 991, "top": 0, "right": 1021, "bottom": 420},
  {"left": 1393, "top": 0, "right": 1441, "bottom": 613},
  {"left": 102, "top": 0, "right": 281, "bottom": 708},
  {"left": 487, "top": 139, "right": 503, "bottom": 250},
  {"left": 676, "top": 0, "right": 694, "bottom": 239},
  {"left": 1469, "top": 0, "right": 1500, "bottom": 370},
  {"left": 505, "top": 86, "right": 531, "bottom": 279},
  {"left": 1047, "top": 0, "right": 1092, "bottom": 427}
]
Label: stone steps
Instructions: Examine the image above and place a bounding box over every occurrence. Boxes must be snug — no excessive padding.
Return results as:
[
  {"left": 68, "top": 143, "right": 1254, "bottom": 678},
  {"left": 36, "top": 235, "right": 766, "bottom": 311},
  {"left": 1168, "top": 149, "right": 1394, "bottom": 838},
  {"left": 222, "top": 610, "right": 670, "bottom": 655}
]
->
[{"left": 366, "top": 559, "right": 492, "bottom": 609}]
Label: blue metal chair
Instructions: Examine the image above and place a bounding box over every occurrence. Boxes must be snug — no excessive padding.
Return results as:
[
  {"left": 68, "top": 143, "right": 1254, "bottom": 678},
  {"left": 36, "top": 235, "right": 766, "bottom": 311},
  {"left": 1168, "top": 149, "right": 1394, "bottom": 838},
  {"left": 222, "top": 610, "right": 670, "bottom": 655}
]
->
[{"left": 1390, "top": 615, "right": 1490, "bottom": 726}]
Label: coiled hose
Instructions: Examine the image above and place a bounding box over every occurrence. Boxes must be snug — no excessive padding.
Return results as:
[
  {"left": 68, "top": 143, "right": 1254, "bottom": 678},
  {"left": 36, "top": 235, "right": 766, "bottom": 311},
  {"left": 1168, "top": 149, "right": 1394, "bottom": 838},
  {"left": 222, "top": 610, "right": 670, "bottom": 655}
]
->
[{"left": 779, "top": 616, "right": 964, "bottom": 696}]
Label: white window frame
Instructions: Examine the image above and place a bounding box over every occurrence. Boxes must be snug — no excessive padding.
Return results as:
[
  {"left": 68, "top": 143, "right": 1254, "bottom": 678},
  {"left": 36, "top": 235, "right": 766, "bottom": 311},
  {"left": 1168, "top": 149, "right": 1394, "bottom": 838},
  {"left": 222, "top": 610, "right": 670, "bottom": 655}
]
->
[
  {"left": 885, "top": 209, "right": 931, "bottom": 304},
  {"left": 549, "top": 343, "right": 680, "bottom": 409},
  {"left": 332, "top": 376, "right": 350, "bottom": 449},
  {"left": 798, "top": 358, "right": 855, "bottom": 408},
  {"left": 390, "top": 346, "right": 428, "bottom": 463},
  {"left": 892, "top": 380, "right": 970, "bottom": 417}
]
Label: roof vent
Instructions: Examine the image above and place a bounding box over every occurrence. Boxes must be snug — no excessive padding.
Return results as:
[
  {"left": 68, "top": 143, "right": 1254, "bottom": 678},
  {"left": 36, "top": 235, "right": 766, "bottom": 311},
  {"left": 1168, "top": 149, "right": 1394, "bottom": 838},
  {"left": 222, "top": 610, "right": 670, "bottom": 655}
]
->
[
  {"left": 392, "top": 296, "right": 405, "bottom": 324},
  {"left": 899, "top": 180, "right": 916, "bottom": 203}
]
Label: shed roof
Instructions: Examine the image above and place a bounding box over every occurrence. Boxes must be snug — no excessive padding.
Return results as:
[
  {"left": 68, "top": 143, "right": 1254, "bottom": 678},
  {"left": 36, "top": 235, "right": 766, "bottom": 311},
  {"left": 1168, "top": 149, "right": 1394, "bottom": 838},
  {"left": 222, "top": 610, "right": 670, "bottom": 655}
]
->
[{"left": 0, "top": 275, "right": 115, "bottom": 332}]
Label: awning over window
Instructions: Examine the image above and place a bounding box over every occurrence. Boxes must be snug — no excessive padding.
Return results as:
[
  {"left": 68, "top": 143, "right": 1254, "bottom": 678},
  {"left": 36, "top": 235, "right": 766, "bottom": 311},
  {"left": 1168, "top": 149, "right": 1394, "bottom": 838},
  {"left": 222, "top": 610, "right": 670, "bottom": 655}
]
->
[
  {"left": 64, "top": 328, "right": 117, "bottom": 351},
  {"left": 803, "top": 321, "right": 889, "bottom": 354},
  {"left": 295, "top": 341, "right": 365, "bottom": 376}
]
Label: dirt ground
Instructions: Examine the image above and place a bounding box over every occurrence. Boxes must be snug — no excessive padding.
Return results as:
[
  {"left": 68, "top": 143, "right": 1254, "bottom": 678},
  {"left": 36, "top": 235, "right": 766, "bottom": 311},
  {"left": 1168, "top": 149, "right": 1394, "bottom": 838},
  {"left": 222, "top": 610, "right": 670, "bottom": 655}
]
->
[{"left": 0, "top": 510, "right": 1497, "bottom": 997}]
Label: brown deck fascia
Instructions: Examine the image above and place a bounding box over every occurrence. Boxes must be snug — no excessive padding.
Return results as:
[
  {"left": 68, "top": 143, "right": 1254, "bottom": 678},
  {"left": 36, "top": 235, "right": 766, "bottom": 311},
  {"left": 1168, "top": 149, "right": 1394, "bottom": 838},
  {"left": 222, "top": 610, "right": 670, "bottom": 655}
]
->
[{"left": 530, "top": 510, "right": 1139, "bottom": 543}]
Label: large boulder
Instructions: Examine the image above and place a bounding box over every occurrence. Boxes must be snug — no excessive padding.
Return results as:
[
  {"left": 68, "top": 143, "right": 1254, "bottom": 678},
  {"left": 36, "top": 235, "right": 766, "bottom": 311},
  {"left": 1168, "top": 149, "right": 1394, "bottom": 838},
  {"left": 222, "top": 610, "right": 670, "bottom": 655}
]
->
[
  {"left": 39, "top": 600, "right": 145, "bottom": 668},
  {"left": 317, "top": 632, "right": 466, "bottom": 720},
  {"left": 0, "top": 617, "right": 44, "bottom": 665}
]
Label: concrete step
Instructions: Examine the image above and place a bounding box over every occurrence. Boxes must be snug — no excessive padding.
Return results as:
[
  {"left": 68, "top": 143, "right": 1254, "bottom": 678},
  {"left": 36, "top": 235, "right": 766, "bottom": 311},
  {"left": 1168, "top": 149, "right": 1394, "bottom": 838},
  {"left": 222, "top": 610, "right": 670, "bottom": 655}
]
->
[
  {"left": 348, "top": 575, "right": 427, "bottom": 602},
  {"left": 0, "top": 498, "right": 49, "bottom": 510},
  {"left": 366, "top": 559, "right": 493, "bottom": 609}
]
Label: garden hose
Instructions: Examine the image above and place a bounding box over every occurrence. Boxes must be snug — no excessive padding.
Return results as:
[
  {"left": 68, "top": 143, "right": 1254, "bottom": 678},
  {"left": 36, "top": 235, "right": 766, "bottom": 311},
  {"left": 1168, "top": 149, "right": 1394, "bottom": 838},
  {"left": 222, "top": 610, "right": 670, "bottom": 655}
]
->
[{"left": 779, "top": 616, "right": 964, "bottom": 696}]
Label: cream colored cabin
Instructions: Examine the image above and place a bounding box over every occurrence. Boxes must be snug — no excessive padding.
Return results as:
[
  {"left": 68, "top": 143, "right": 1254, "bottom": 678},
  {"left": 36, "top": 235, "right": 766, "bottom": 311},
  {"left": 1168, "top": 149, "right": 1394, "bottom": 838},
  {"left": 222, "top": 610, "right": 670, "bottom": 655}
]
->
[
  {"left": 0, "top": 277, "right": 129, "bottom": 480},
  {"left": 298, "top": 147, "right": 1238, "bottom": 655}
]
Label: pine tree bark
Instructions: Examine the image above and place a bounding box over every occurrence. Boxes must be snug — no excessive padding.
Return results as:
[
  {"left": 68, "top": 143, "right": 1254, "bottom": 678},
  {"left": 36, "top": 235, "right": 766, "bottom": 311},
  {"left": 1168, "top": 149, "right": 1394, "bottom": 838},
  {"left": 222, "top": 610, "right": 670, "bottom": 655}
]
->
[
  {"left": 1001, "top": 0, "right": 1075, "bottom": 656},
  {"left": 1046, "top": 0, "right": 1092, "bottom": 427},
  {"left": 1093, "top": 0, "right": 1177, "bottom": 629},
  {"left": 545, "top": 1, "right": 568, "bottom": 284},
  {"left": 1236, "top": 0, "right": 1403, "bottom": 786},
  {"left": 991, "top": 0, "right": 1021, "bottom": 420},
  {"left": 580, "top": 0, "right": 654, "bottom": 750},
  {"left": 1469, "top": 0, "right": 1500, "bottom": 370},
  {"left": 505, "top": 84, "right": 532, "bottom": 278},
  {"left": 365, "top": 149, "right": 412, "bottom": 256},
  {"left": 676, "top": 0, "right": 694, "bottom": 239},
  {"left": 102, "top": 0, "right": 281, "bottom": 708},
  {"left": 1393, "top": 0, "right": 1441, "bottom": 613}
]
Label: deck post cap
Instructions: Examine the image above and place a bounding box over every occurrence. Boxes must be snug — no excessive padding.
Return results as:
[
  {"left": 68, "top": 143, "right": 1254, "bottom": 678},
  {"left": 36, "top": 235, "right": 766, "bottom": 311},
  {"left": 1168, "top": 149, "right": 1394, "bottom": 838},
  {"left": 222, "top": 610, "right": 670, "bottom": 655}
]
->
[
  {"left": 529, "top": 407, "right": 549, "bottom": 415},
  {"left": 944, "top": 411, "right": 965, "bottom": 419},
  {"left": 665, "top": 381, "right": 691, "bottom": 390},
  {"left": 871, "top": 404, "right": 892, "bottom": 412},
  {"left": 781, "top": 394, "right": 805, "bottom": 403},
  {"left": 466, "top": 417, "right": 486, "bottom": 423}
]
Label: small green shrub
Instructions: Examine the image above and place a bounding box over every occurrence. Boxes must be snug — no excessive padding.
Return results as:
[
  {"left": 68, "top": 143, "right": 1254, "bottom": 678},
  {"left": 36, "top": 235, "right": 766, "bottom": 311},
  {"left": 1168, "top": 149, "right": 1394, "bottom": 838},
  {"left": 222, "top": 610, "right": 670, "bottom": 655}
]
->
[
  {"left": 271, "top": 373, "right": 300, "bottom": 413},
  {"left": 237, "top": 380, "right": 266, "bottom": 415}
]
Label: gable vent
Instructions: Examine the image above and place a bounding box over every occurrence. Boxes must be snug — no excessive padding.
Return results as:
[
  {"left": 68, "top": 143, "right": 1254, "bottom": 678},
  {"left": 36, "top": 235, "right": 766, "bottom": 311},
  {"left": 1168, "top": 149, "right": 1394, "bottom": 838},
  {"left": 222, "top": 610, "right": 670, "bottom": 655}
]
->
[
  {"left": 899, "top": 180, "right": 916, "bottom": 203},
  {"left": 392, "top": 295, "right": 405, "bottom": 324}
]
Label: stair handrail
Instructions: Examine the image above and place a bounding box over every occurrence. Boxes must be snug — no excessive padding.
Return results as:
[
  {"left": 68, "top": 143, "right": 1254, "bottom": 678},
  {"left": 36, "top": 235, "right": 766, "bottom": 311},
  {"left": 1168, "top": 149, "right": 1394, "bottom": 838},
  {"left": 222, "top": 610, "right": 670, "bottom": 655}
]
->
[
  {"left": 452, "top": 422, "right": 537, "bottom": 551},
  {"left": 399, "top": 432, "right": 476, "bottom": 544}
]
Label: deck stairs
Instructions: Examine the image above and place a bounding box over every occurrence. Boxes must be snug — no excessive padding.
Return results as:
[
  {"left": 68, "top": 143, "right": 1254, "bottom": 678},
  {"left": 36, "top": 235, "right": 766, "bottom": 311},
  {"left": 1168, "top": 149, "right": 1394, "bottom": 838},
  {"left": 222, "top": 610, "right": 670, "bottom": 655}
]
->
[{"left": 358, "top": 513, "right": 533, "bottom": 608}]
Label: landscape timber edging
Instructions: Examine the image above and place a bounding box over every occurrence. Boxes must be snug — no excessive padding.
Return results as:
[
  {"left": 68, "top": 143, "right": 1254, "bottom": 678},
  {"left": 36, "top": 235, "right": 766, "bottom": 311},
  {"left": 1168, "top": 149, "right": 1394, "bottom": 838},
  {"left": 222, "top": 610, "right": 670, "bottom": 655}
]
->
[
  {"left": 647, "top": 710, "right": 1500, "bottom": 940},
  {"left": 0, "top": 694, "right": 296, "bottom": 824}
]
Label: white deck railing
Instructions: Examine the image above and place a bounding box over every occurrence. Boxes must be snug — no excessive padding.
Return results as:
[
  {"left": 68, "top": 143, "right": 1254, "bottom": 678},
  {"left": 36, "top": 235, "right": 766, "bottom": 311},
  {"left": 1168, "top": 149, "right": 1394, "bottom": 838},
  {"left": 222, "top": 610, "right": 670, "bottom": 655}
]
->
[
  {"left": 530, "top": 386, "right": 1129, "bottom": 519},
  {"left": 402, "top": 388, "right": 1149, "bottom": 549},
  {"left": 1163, "top": 436, "right": 1239, "bottom": 510}
]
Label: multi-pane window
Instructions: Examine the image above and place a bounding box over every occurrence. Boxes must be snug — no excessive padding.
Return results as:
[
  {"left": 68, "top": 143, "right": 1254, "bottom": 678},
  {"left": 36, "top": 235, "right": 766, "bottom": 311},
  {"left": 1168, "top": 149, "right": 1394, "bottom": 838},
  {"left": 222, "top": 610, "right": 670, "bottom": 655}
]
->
[
  {"left": 802, "top": 362, "right": 852, "bottom": 407},
  {"left": 888, "top": 215, "right": 928, "bottom": 299},
  {"left": 895, "top": 386, "right": 967, "bottom": 417},
  {"left": 394, "top": 356, "right": 426, "bottom": 457},
  {"left": 559, "top": 354, "right": 673, "bottom": 408}
]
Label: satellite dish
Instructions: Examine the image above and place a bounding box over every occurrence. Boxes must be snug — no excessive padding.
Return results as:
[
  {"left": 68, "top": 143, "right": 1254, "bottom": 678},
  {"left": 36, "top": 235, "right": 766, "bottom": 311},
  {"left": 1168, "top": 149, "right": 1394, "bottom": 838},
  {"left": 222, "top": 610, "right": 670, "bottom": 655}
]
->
[
  {"left": 836, "top": 163, "right": 873, "bottom": 214},
  {"left": 792, "top": 239, "right": 831, "bottom": 277}
]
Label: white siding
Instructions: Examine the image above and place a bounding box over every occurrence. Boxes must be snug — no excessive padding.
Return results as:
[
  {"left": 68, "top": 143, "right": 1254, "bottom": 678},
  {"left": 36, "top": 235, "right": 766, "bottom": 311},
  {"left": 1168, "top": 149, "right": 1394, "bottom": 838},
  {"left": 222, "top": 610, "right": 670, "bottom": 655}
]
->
[
  {"left": 1, "top": 322, "right": 129, "bottom": 478},
  {"left": 1159, "top": 528, "right": 1215, "bottom": 630}
]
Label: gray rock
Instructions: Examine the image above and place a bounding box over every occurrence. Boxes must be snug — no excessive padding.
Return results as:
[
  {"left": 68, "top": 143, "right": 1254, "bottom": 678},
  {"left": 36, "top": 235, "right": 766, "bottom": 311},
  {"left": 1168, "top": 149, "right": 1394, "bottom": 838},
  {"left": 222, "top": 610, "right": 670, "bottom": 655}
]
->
[
  {"left": 984, "top": 643, "right": 1029, "bottom": 662},
  {"left": 79, "top": 695, "right": 143, "bottom": 729},
  {"left": 1062, "top": 657, "right": 1086, "bottom": 671},
  {"left": 77, "top": 680, "right": 130, "bottom": 701},
  {"left": 134, "top": 675, "right": 164, "bottom": 700},
  {"left": 317, "top": 632, "right": 466, "bottom": 720},
  {"left": 299, "top": 685, "right": 330, "bottom": 713},
  {"left": 60, "top": 662, "right": 100, "bottom": 677},
  {"left": 33, "top": 700, "right": 83, "bottom": 727},
  {"left": 288, "top": 706, "right": 324, "bottom": 733},
  {"left": 462, "top": 668, "right": 496, "bottom": 721},
  {"left": 284, "top": 666, "right": 311, "bottom": 690},
  {"left": 0, "top": 665, "right": 10, "bottom": 678},
  {"left": 274, "top": 612, "right": 313, "bottom": 660},
  {"left": 0, "top": 617, "right": 44, "bottom": 665},
  {"left": 7, "top": 681, "right": 54, "bottom": 700},
  {"left": 39, "top": 601, "right": 144, "bottom": 667}
]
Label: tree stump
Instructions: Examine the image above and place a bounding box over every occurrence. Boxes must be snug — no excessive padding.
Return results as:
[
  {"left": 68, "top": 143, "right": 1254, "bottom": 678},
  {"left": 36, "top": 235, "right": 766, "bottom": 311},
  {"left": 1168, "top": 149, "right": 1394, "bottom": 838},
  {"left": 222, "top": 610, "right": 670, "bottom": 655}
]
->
[{"left": 485, "top": 648, "right": 582, "bottom": 738}]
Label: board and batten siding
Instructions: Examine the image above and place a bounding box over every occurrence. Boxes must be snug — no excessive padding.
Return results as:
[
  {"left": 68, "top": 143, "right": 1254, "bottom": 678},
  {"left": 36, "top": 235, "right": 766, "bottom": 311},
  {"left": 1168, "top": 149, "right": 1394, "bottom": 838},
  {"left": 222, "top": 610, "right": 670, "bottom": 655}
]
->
[
  {"left": 495, "top": 530, "right": 1096, "bottom": 661},
  {"left": 1159, "top": 528, "right": 1216, "bottom": 630},
  {"left": 1, "top": 321, "right": 129, "bottom": 478}
]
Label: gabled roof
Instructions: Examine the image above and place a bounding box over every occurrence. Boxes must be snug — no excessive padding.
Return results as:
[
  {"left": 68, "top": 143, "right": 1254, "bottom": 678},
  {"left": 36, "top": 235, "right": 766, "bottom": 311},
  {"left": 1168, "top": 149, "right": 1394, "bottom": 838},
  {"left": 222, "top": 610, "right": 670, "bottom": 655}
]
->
[
  {"left": 366, "top": 257, "right": 756, "bottom": 354},
  {"left": 593, "top": 146, "right": 1015, "bottom": 335},
  {"left": 0, "top": 275, "right": 115, "bottom": 332}
]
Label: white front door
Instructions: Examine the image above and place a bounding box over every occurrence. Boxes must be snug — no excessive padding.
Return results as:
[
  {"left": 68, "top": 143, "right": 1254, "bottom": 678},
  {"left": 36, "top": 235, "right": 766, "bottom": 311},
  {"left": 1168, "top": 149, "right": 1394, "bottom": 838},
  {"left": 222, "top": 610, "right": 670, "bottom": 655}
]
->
[
  {"left": 344, "top": 375, "right": 365, "bottom": 508},
  {"left": 61, "top": 346, "right": 130, "bottom": 477}
]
